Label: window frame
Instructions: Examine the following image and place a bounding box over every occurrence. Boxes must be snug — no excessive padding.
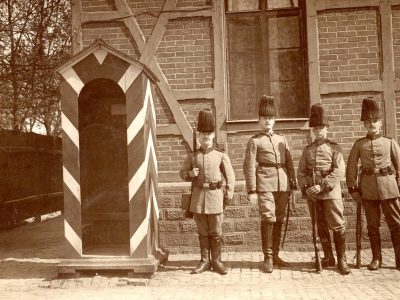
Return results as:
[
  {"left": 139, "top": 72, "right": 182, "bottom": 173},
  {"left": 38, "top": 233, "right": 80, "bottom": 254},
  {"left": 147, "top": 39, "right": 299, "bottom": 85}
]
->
[{"left": 224, "top": 0, "right": 310, "bottom": 125}]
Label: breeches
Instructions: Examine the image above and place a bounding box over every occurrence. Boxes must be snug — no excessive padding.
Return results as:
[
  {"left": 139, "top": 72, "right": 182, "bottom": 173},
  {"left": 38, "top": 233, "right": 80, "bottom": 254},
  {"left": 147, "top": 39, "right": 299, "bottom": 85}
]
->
[
  {"left": 307, "top": 199, "right": 345, "bottom": 232},
  {"left": 363, "top": 198, "right": 400, "bottom": 233},
  {"left": 257, "top": 191, "right": 289, "bottom": 223},
  {"left": 193, "top": 213, "right": 223, "bottom": 237}
]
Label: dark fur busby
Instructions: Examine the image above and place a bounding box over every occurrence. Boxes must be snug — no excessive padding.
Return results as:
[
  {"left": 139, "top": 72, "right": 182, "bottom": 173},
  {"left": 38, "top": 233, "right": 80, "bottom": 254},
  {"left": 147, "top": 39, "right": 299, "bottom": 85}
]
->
[
  {"left": 309, "top": 104, "right": 328, "bottom": 127},
  {"left": 360, "top": 97, "right": 380, "bottom": 121},
  {"left": 197, "top": 109, "right": 215, "bottom": 132},
  {"left": 259, "top": 95, "right": 276, "bottom": 117}
]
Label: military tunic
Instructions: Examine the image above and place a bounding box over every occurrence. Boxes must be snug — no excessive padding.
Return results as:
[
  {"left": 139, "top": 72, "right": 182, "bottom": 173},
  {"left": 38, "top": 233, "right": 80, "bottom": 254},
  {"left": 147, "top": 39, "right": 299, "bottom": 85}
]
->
[
  {"left": 347, "top": 133, "right": 400, "bottom": 235},
  {"left": 180, "top": 147, "right": 235, "bottom": 214},
  {"left": 297, "top": 139, "right": 345, "bottom": 231},
  {"left": 243, "top": 131, "right": 296, "bottom": 223},
  {"left": 180, "top": 147, "right": 235, "bottom": 237},
  {"left": 346, "top": 134, "right": 400, "bottom": 200}
]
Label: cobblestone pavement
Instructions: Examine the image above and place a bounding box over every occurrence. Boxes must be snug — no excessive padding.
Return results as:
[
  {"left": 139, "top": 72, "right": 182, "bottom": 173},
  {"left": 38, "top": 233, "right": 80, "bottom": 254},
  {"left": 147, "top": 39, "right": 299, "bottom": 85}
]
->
[{"left": 1, "top": 217, "right": 400, "bottom": 299}]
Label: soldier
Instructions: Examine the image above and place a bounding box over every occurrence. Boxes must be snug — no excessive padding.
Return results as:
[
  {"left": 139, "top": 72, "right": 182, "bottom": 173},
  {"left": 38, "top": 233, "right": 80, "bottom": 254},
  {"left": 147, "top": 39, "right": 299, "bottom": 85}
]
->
[
  {"left": 297, "top": 104, "right": 350, "bottom": 275},
  {"left": 346, "top": 97, "right": 400, "bottom": 271},
  {"left": 243, "top": 95, "right": 296, "bottom": 273},
  {"left": 179, "top": 108, "right": 235, "bottom": 275}
]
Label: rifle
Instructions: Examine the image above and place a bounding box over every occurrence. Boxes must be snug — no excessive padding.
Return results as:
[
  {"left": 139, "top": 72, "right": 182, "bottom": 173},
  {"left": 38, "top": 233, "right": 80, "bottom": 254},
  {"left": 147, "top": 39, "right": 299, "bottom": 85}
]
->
[
  {"left": 281, "top": 189, "right": 293, "bottom": 249},
  {"left": 184, "top": 124, "right": 197, "bottom": 219},
  {"left": 311, "top": 169, "right": 322, "bottom": 273},
  {"left": 355, "top": 167, "right": 362, "bottom": 268}
]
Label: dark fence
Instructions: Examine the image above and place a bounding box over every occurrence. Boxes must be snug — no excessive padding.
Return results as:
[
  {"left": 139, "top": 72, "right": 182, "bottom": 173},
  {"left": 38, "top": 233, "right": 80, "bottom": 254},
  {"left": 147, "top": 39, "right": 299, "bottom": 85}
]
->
[{"left": 0, "top": 130, "right": 63, "bottom": 228}]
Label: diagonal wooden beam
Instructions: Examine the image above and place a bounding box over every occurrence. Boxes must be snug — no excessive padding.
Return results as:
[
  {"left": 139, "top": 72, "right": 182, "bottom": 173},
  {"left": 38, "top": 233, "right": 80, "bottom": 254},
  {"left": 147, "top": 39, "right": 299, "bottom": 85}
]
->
[
  {"left": 114, "top": 0, "right": 194, "bottom": 150},
  {"left": 114, "top": 0, "right": 147, "bottom": 52}
]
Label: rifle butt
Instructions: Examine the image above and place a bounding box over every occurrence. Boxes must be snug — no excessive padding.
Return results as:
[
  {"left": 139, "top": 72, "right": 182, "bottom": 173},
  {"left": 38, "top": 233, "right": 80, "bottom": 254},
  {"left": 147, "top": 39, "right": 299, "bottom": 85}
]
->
[
  {"left": 311, "top": 200, "right": 322, "bottom": 272},
  {"left": 355, "top": 201, "right": 362, "bottom": 268}
]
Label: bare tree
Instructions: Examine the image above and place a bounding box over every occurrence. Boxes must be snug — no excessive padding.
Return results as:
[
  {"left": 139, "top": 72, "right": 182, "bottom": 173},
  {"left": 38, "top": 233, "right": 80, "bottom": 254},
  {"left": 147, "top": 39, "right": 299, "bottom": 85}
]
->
[{"left": 0, "top": 0, "right": 71, "bottom": 136}]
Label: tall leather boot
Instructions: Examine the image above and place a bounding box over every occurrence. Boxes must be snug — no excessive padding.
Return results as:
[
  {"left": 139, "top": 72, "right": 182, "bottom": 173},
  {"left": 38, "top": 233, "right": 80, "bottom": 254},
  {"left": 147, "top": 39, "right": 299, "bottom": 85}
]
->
[
  {"left": 261, "top": 220, "right": 273, "bottom": 273},
  {"left": 272, "top": 222, "right": 290, "bottom": 267},
  {"left": 333, "top": 230, "right": 350, "bottom": 275},
  {"left": 210, "top": 235, "right": 228, "bottom": 275},
  {"left": 367, "top": 230, "right": 382, "bottom": 271},
  {"left": 319, "top": 225, "right": 335, "bottom": 268},
  {"left": 191, "top": 235, "right": 210, "bottom": 274},
  {"left": 390, "top": 229, "right": 400, "bottom": 270}
]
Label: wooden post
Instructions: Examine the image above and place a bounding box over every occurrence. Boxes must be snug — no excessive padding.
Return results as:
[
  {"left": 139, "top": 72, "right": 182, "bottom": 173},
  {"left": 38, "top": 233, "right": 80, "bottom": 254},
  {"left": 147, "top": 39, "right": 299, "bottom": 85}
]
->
[
  {"left": 213, "top": 0, "right": 228, "bottom": 148},
  {"left": 380, "top": 0, "right": 397, "bottom": 139},
  {"left": 306, "top": 0, "right": 320, "bottom": 109},
  {"left": 71, "top": 0, "right": 82, "bottom": 55}
]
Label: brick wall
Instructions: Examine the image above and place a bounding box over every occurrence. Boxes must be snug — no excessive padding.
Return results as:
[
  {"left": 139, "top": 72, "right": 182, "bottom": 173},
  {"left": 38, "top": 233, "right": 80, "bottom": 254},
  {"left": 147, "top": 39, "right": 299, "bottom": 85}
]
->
[
  {"left": 82, "top": 0, "right": 115, "bottom": 12},
  {"left": 321, "top": 94, "right": 384, "bottom": 157},
  {"left": 155, "top": 17, "right": 213, "bottom": 90},
  {"left": 318, "top": 8, "right": 380, "bottom": 82},
  {"left": 82, "top": 22, "right": 140, "bottom": 57},
  {"left": 157, "top": 182, "right": 391, "bottom": 254}
]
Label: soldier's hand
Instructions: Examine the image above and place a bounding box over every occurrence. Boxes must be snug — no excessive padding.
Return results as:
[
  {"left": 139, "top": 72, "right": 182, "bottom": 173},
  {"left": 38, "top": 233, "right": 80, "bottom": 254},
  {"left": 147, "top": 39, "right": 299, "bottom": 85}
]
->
[
  {"left": 350, "top": 192, "right": 362, "bottom": 203},
  {"left": 249, "top": 193, "right": 258, "bottom": 206},
  {"left": 190, "top": 168, "right": 199, "bottom": 177},
  {"left": 290, "top": 179, "right": 298, "bottom": 190},
  {"left": 306, "top": 185, "right": 321, "bottom": 201}
]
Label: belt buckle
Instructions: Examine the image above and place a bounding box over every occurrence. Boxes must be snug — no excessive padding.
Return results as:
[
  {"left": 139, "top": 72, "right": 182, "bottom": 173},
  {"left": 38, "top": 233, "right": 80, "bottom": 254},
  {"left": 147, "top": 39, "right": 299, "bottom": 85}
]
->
[
  {"left": 202, "top": 183, "right": 210, "bottom": 188},
  {"left": 380, "top": 167, "right": 388, "bottom": 176}
]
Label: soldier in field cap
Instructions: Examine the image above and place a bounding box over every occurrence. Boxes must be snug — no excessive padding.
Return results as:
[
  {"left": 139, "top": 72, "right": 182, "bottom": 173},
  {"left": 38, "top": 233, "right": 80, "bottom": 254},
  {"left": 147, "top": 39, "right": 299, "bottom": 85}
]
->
[
  {"left": 179, "top": 108, "right": 235, "bottom": 275},
  {"left": 297, "top": 104, "right": 350, "bottom": 275},
  {"left": 243, "top": 95, "right": 297, "bottom": 273},
  {"left": 346, "top": 97, "right": 400, "bottom": 271}
]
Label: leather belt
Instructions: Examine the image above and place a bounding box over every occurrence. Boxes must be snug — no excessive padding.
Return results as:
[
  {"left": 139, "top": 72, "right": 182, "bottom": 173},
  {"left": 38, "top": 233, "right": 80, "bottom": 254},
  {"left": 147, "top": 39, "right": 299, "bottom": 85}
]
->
[
  {"left": 306, "top": 169, "right": 331, "bottom": 177},
  {"left": 361, "top": 166, "right": 394, "bottom": 176},
  {"left": 202, "top": 181, "right": 223, "bottom": 190},
  {"left": 258, "top": 162, "right": 283, "bottom": 168}
]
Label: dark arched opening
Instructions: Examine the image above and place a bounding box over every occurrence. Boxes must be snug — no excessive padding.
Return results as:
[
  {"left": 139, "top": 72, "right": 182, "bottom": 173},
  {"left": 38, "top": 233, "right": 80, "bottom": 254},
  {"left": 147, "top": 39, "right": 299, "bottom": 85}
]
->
[{"left": 78, "top": 78, "right": 129, "bottom": 256}]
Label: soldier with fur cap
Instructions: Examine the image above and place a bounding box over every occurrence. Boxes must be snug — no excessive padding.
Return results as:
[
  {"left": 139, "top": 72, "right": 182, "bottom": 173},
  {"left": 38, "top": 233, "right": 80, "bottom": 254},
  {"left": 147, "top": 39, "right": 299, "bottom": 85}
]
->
[
  {"left": 297, "top": 104, "right": 350, "bottom": 275},
  {"left": 243, "top": 95, "right": 296, "bottom": 273},
  {"left": 179, "top": 108, "right": 235, "bottom": 275},
  {"left": 346, "top": 97, "right": 400, "bottom": 271}
]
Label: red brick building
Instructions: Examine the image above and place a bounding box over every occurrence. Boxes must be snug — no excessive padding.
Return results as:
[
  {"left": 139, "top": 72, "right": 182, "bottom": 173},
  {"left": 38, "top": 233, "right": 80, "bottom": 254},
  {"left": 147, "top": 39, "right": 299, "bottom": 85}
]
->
[{"left": 69, "top": 0, "right": 400, "bottom": 253}]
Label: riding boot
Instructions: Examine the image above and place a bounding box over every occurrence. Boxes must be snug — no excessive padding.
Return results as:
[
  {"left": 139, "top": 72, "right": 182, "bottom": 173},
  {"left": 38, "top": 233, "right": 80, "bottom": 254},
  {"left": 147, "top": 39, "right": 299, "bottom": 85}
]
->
[
  {"left": 261, "top": 220, "right": 273, "bottom": 273},
  {"left": 390, "top": 229, "right": 400, "bottom": 270},
  {"left": 367, "top": 230, "right": 382, "bottom": 271},
  {"left": 191, "top": 235, "right": 210, "bottom": 274},
  {"left": 319, "top": 226, "right": 335, "bottom": 268},
  {"left": 333, "top": 231, "right": 350, "bottom": 275},
  {"left": 272, "top": 222, "right": 290, "bottom": 267},
  {"left": 210, "top": 235, "right": 228, "bottom": 275}
]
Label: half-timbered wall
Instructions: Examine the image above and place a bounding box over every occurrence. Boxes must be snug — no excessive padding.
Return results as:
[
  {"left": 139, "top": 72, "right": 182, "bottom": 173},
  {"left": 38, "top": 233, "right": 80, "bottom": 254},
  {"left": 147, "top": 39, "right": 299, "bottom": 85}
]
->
[{"left": 71, "top": 0, "right": 400, "bottom": 253}]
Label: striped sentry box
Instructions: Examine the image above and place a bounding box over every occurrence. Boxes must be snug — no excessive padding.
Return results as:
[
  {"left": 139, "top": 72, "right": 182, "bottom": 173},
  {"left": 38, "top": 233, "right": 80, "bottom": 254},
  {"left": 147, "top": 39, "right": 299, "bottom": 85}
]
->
[{"left": 57, "top": 40, "right": 159, "bottom": 259}]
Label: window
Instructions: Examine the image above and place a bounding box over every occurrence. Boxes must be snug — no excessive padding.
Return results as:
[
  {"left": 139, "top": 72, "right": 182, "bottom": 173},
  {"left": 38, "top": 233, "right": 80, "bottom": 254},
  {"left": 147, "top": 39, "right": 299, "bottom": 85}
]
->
[{"left": 225, "top": 0, "right": 308, "bottom": 121}]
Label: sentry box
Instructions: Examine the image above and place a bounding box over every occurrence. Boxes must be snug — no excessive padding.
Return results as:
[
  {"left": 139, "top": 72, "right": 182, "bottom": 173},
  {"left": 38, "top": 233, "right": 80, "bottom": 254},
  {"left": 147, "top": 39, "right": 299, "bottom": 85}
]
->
[{"left": 56, "top": 39, "right": 167, "bottom": 277}]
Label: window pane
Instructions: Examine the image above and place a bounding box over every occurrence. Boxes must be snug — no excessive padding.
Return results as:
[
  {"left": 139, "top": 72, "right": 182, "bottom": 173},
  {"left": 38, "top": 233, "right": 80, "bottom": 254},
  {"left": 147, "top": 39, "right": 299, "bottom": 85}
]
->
[
  {"left": 227, "top": 17, "right": 260, "bottom": 119},
  {"left": 267, "top": 15, "right": 306, "bottom": 117},
  {"left": 267, "top": 0, "right": 298, "bottom": 9},
  {"left": 271, "top": 80, "right": 306, "bottom": 117},
  {"left": 268, "top": 16, "right": 300, "bottom": 49},
  {"left": 226, "top": 0, "right": 260, "bottom": 12}
]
